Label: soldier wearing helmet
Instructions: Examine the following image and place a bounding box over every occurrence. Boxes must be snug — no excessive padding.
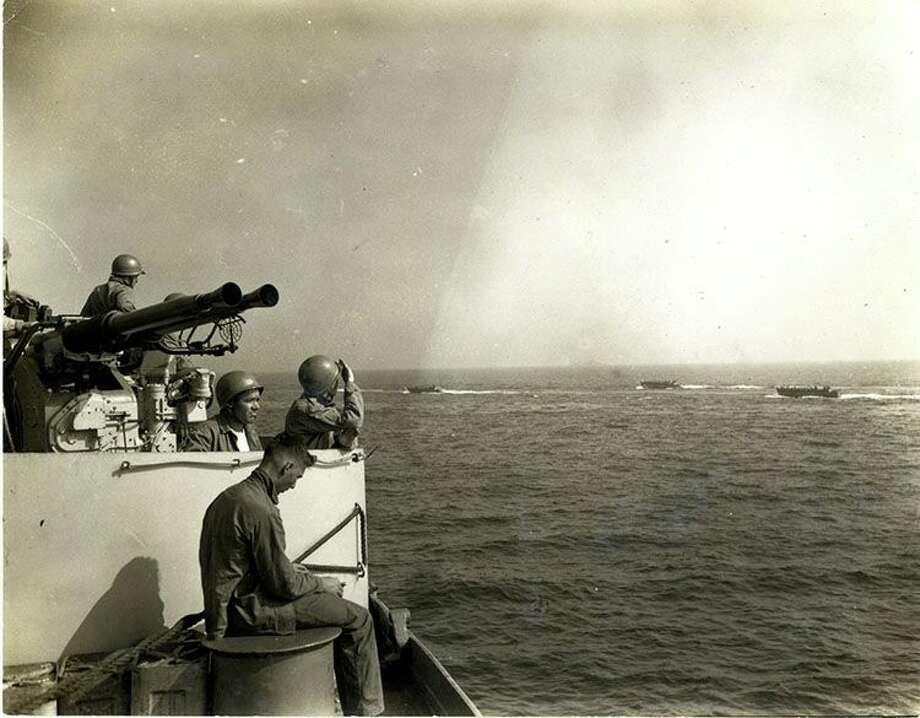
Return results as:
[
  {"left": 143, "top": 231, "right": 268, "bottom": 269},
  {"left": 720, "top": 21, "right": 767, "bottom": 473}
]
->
[
  {"left": 182, "top": 370, "right": 264, "bottom": 452},
  {"left": 284, "top": 355, "right": 364, "bottom": 450},
  {"left": 80, "top": 254, "right": 145, "bottom": 317}
]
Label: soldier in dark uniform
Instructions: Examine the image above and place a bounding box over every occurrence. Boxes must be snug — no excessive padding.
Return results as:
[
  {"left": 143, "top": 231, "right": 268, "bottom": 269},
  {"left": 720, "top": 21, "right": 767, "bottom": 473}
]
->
[
  {"left": 80, "top": 254, "right": 144, "bottom": 317},
  {"left": 285, "top": 355, "right": 364, "bottom": 450},
  {"left": 182, "top": 371, "right": 264, "bottom": 452},
  {"left": 199, "top": 432, "right": 384, "bottom": 716}
]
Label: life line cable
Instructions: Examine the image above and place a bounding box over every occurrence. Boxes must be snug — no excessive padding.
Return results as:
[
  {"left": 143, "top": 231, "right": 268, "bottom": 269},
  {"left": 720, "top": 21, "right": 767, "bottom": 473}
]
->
[{"left": 115, "top": 447, "right": 368, "bottom": 473}]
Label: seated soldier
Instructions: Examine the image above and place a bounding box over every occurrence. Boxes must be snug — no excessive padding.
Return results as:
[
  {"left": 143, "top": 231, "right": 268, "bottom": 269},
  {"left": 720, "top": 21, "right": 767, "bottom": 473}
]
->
[
  {"left": 182, "top": 371, "right": 263, "bottom": 452},
  {"left": 199, "top": 432, "right": 384, "bottom": 716},
  {"left": 285, "top": 355, "right": 364, "bottom": 450}
]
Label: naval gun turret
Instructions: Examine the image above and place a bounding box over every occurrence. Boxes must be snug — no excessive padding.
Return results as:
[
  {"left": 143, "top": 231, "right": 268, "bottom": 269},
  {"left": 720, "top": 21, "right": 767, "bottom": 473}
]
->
[{"left": 4, "top": 282, "right": 279, "bottom": 453}]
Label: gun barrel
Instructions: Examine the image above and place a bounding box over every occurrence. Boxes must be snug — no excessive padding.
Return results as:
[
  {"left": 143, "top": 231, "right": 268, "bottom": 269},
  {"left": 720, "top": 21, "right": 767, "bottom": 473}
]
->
[
  {"left": 240, "top": 283, "right": 280, "bottom": 310},
  {"left": 62, "top": 282, "right": 243, "bottom": 353},
  {"left": 215, "top": 283, "right": 279, "bottom": 317},
  {"left": 132, "top": 283, "right": 283, "bottom": 341}
]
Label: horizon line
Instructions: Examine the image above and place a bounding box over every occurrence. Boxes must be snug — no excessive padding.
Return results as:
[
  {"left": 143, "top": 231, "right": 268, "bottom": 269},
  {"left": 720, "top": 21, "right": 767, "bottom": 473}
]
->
[{"left": 254, "top": 357, "right": 920, "bottom": 374}]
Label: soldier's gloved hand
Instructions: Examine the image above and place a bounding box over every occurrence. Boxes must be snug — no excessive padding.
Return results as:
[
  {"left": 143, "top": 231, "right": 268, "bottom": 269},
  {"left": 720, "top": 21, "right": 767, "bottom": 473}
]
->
[
  {"left": 320, "top": 575, "right": 345, "bottom": 597},
  {"left": 336, "top": 360, "right": 355, "bottom": 384}
]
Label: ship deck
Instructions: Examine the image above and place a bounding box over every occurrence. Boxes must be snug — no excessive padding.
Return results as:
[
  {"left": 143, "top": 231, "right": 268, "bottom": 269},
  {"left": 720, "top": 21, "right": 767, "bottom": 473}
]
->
[
  {"left": 381, "top": 662, "right": 436, "bottom": 715},
  {"left": 381, "top": 635, "right": 480, "bottom": 716}
]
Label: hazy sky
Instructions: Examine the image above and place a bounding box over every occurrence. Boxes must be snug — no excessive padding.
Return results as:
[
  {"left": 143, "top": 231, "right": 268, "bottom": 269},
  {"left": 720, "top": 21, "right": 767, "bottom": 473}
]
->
[{"left": 4, "top": 1, "right": 918, "bottom": 371}]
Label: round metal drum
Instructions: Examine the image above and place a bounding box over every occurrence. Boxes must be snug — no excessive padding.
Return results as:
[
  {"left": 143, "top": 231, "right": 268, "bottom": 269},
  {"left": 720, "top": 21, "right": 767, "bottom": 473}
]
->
[{"left": 204, "top": 627, "right": 341, "bottom": 716}]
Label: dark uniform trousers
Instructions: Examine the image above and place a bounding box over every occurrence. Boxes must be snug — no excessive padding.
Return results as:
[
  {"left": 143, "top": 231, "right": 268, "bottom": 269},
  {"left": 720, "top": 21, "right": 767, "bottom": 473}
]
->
[{"left": 291, "top": 591, "right": 384, "bottom": 717}]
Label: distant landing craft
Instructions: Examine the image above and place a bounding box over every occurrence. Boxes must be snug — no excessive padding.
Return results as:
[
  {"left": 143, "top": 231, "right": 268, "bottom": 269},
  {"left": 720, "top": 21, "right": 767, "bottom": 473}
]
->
[
  {"left": 775, "top": 385, "right": 840, "bottom": 398},
  {"left": 638, "top": 380, "right": 681, "bottom": 390},
  {"left": 404, "top": 385, "right": 443, "bottom": 394}
]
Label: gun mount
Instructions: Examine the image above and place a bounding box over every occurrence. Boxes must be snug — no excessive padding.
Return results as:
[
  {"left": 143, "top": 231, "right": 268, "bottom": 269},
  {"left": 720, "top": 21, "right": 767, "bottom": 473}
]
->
[{"left": 4, "top": 282, "right": 279, "bottom": 453}]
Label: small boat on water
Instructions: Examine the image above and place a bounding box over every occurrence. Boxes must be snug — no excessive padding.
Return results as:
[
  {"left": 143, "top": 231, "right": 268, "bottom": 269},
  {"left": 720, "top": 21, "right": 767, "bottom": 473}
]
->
[
  {"left": 639, "top": 379, "right": 681, "bottom": 390},
  {"left": 775, "top": 385, "right": 840, "bottom": 398},
  {"left": 403, "top": 385, "right": 443, "bottom": 394}
]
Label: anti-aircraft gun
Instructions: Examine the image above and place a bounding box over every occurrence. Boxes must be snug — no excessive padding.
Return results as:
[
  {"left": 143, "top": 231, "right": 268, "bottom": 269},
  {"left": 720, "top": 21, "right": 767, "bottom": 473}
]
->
[{"left": 4, "top": 282, "right": 279, "bottom": 453}]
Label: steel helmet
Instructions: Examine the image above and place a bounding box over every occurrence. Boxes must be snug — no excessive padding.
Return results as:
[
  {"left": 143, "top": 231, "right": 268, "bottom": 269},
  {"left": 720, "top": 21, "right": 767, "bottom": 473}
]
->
[
  {"left": 111, "top": 254, "right": 145, "bottom": 277},
  {"left": 216, "top": 370, "right": 264, "bottom": 408},
  {"left": 298, "top": 355, "right": 339, "bottom": 398}
]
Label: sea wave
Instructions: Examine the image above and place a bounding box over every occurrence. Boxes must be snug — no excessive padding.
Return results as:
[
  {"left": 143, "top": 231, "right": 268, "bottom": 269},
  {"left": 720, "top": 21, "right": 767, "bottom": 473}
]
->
[
  {"left": 728, "top": 384, "right": 766, "bottom": 390},
  {"left": 764, "top": 391, "right": 920, "bottom": 402},
  {"left": 767, "top": 394, "right": 834, "bottom": 400},
  {"left": 439, "top": 389, "right": 523, "bottom": 395},
  {"left": 839, "top": 392, "right": 920, "bottom": 401},
  {"left": 680, "top": 384, "right": 714, "bottom": 390},
  {"left": 262, "top": 368, "right": 920, "bottom": 716},
  {"left": 389, "top": 388, "right": 524, "bottom": 396}
]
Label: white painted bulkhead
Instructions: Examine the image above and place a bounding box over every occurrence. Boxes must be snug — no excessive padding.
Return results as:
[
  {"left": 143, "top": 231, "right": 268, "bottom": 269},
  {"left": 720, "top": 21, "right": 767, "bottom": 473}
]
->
[{"left": 3, "top": 449, "right": 369, "bottom": 666}]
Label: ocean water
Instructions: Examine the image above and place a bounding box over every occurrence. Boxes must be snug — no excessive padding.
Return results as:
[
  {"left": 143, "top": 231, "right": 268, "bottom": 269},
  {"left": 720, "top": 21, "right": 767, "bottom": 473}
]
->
[{"left": 258, "top": 361, "right": 920, "bottom": 715}]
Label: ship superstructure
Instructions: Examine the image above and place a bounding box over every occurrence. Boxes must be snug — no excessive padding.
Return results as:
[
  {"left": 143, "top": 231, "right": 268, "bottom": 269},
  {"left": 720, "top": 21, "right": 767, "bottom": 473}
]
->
[{"left": 3, "top": 288, "right": 479, "bottom": 715}]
